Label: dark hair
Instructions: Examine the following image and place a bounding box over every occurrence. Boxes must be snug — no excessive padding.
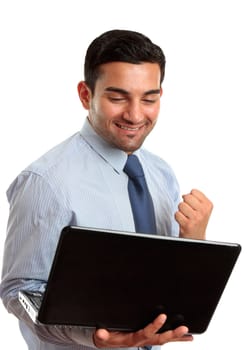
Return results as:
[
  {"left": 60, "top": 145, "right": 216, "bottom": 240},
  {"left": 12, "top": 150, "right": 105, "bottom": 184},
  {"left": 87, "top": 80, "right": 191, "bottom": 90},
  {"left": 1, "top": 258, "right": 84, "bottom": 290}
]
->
[{"left": 84, "top": 29, "right": 166, "bottom": 93}]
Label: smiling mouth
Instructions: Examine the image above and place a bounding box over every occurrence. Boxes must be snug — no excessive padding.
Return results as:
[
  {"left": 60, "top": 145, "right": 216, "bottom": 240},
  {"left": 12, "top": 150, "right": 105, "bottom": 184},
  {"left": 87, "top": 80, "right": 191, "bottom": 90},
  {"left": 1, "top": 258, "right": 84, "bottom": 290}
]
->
[{"left": 115, "top": 122, "right": 142, "bottom": 131}]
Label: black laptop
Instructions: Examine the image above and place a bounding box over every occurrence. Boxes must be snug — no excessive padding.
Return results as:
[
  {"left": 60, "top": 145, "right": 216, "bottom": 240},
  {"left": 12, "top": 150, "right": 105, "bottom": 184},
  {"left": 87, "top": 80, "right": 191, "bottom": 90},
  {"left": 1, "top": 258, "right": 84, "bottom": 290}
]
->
[{"left": 19, "top": 226, "right": 241, "bottom": 334}]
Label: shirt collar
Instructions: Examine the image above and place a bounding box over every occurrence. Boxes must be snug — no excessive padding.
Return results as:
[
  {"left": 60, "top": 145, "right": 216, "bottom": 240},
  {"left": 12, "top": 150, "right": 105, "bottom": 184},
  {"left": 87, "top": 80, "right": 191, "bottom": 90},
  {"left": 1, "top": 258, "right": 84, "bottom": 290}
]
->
[{"left": 80, "top": 118, "right": 132, "bottom": 174}]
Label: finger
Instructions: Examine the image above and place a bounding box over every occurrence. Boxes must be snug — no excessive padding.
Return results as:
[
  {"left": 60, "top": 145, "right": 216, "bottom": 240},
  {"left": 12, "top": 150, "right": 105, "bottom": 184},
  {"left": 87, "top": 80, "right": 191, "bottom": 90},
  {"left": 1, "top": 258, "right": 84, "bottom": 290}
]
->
[
  {"left": 178, "top": 201, "right": 196, "bottom": 219},
  {"left": 142, "top": 314, "right": 167, "bottom": 338},
  {"left": 167, "top": 326, "right": 191, "bottom": 339},
  {"left": 183, "top": 191, "right": 213, "bottom": 217},
  {"left": 94, "top": 329, "right": 131, "bottom": 348},
  {"left": 190, "top": 189, "right": 208, "bottom": 202},
  {"left": 154, "top": 325, "right": 193, "bottom": 345},
  {"left": 94, "top": 328, "right": 110, "bottom": 342},
  {"left": 175, "top": 209, "right": 199, "bottom": 237},
  {"left": 182, "top": 194, "right": 201, "bottom": 211},
  {"left": 167, "top": 327, "right": 193, "bottom": 342},
  {"left": 175, "top": 210, "right": 188, "bottom": 226},
  {"left": 130, "top": 314, "right": 167, "bottom": 347},
  {"left": 94, "top": 315, "right": 167, "bottom": 347},
  {"left": 94, "top": 315, "right": 167, "bottom": 348},
  {"left": 138, "top": 315, "right": 191, "bottom": 346},
  {"left": 94, "top": 319, "right": 193, "bottom": 348},
  {"left": 189, "top": 189, "right": 213, "bottom": 214}
]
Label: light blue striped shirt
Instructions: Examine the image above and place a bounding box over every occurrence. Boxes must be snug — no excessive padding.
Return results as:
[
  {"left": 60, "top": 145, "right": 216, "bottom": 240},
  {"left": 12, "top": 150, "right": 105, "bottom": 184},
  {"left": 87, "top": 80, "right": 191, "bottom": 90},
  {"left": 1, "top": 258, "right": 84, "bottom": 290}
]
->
[{"left": 0, "top": 118, "right": 181, "bottom": 350}]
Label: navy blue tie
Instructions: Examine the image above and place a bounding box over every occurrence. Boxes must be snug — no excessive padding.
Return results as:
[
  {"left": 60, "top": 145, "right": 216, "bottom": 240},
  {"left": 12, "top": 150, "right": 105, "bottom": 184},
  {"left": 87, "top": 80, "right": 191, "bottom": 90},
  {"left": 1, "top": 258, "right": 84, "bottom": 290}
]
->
[{"left": 124, "top": 154, "right": 157, "bottom": 235}]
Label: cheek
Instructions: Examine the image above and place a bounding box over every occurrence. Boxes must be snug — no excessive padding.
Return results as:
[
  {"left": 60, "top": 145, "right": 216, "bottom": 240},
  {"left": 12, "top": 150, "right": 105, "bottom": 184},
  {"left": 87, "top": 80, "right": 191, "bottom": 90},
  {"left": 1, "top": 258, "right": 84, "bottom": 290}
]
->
[
  {"left": 92, "top": 99, "right": 114, "bottom": 118},
  {"left": 99, "top": 104, "right": 125, "bottom": 123},
  {"left": 146, "top": 104, "right": 160, "bottom": 122}
]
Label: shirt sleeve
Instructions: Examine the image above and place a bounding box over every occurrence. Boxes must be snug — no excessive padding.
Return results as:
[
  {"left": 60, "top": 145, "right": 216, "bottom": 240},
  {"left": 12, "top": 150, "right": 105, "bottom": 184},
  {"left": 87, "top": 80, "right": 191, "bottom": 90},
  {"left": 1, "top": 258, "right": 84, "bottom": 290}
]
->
[{"left": 0, "top": 171, "right": 96, "bottom": 347}]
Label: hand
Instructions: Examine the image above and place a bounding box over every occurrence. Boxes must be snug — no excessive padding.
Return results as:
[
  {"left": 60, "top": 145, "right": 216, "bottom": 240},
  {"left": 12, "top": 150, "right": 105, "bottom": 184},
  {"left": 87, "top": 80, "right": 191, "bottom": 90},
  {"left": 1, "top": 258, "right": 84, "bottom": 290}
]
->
[
  {"left": 93, "top": 314, "right": 193, "bottom": 348},
  {"left": 175, "top": 189, "right": 213, "bottom": 240}
]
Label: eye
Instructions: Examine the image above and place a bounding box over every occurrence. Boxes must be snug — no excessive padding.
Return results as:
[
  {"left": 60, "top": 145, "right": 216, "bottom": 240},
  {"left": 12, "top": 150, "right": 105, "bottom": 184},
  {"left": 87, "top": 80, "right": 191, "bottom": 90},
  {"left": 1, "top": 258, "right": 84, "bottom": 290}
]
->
[
  {"left": 109, "top": 97, "right": 125, "bottom": 102},
  {"left": 142, "top": 97, "right": 157, "bottom": 104},
  {"left": 108, "top": 96, "right": 127, "bottom": 103}
]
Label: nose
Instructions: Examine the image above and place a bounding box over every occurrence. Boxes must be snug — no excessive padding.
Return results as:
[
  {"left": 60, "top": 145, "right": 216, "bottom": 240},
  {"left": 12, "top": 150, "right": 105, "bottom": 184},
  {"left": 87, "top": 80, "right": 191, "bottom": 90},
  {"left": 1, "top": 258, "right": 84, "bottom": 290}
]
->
[{"left": 123, "top": 101, "right": 144, "bottom": 124}]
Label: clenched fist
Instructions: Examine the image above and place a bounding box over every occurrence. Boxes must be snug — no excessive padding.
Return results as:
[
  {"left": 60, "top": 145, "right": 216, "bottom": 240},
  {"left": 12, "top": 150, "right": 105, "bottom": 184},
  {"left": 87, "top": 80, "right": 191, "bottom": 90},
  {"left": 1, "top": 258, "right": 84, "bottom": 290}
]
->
[{"left": 175, "top": 189, "right": 213, "bottom": 240}]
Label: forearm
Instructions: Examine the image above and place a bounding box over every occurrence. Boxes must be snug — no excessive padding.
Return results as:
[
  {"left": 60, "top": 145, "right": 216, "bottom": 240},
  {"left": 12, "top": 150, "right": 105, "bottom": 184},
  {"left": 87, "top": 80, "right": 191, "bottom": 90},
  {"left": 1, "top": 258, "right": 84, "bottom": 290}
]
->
[
  {"left": 0, "top": 172, "right": 97, "bottom": 346},
  {"left": 3, "top": 288, "right": 96, "bottom": 347}
]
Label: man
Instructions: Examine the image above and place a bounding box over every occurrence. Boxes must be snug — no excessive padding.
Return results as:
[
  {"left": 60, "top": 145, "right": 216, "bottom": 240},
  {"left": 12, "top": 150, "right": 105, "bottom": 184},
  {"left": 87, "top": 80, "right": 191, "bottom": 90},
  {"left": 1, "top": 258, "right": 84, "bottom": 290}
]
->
[{"left": 0, "top": 29, "right": 213, "bottom": 349}]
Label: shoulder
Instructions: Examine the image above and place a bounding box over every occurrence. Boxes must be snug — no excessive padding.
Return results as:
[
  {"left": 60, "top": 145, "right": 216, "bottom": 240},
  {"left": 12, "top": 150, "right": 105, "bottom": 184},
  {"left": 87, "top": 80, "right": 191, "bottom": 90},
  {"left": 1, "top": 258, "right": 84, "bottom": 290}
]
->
[
  {"left": 6, "top": 132, "right": 86, "bottom": 201},
  {"left": 25, "top": 132, "right": 84, "bottom": 177}
]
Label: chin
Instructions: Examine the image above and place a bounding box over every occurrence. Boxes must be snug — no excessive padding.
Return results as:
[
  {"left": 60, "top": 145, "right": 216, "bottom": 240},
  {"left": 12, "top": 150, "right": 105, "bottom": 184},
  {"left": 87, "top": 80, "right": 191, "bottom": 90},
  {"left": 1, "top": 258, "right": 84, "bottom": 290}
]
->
[
  {"left": 118, "top": 143, "right": 144, "bottom": 154},
  {"left": 111, "top": 135, "right": 146, "bottom": 153}
]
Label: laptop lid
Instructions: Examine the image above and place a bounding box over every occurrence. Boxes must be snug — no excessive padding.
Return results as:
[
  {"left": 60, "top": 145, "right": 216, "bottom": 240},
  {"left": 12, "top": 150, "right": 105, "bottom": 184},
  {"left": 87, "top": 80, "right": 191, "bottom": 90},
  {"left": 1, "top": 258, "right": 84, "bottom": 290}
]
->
[{"left": 33, "top": 226, "right": 241, "bottom": 334}]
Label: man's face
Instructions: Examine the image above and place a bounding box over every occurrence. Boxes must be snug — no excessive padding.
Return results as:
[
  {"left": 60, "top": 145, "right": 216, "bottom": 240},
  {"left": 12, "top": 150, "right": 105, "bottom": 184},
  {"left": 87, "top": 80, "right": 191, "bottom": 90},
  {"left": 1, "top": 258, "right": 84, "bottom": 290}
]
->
[{"left": 78, "top": 62, "right": 162, "bottom": 153}]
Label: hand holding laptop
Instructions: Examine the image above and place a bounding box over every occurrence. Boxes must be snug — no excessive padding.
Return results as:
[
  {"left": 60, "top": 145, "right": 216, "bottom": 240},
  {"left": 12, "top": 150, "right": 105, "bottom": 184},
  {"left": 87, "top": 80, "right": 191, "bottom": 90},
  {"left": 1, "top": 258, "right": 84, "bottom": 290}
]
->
[{"left": 93, "top": 314, "right": 193, "bottom": 348}]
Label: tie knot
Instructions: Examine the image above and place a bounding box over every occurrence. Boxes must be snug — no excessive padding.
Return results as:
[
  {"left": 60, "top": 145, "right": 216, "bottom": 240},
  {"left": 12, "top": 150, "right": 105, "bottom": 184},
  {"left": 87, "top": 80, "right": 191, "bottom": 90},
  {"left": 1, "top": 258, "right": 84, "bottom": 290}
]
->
[{"left": 124, "top": 155, "right": 144, "bottom": 179}]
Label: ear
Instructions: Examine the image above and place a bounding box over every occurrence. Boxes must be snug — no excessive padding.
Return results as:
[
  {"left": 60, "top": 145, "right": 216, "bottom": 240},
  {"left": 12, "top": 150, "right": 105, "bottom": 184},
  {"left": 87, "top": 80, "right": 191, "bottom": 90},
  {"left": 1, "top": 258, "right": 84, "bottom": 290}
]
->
[
  {"left": 77, "top": 81, "right": 91, "bottom": 109},
  {"left": 160, "top": 87, "right": 163, "bottom": 97}
]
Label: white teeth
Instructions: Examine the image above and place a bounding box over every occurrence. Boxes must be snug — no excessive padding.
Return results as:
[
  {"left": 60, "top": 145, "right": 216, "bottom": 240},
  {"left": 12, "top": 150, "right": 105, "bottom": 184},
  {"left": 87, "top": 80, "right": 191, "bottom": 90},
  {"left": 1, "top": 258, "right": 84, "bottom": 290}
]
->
[{"left": 118, "top": 124, "right": 139, "bottom": 131}]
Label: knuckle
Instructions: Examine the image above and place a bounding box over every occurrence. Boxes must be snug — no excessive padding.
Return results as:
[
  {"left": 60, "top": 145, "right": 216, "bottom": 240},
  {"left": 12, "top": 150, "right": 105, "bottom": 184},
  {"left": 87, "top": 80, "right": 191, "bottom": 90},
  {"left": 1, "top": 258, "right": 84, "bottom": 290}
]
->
[
  {"left": 178, "top": 202, "right": 184, "bottom": 210},
  {"left": 143, "top": 328, "right": 152, "bottom": 339},
  {"left": 157, "top": 336, "right": 165, "bottom": 346},
  {"left": 208, "top": 201, "right": 214, "bottom": 212}
]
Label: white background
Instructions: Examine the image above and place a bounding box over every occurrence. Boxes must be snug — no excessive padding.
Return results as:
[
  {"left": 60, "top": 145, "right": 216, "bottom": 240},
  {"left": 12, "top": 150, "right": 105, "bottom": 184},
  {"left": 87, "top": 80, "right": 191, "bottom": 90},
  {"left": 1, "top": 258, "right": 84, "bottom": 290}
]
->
[{"left": 0, "top": 1, "right": 248, "bottom": 349}]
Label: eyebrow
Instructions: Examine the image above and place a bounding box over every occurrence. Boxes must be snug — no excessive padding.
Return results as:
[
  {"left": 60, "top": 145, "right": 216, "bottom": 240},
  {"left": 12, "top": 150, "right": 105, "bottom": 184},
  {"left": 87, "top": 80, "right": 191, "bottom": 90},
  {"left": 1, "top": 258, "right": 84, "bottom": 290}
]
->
[{"left": 105, "top": 87, "right": 161, "bottom": 96}]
